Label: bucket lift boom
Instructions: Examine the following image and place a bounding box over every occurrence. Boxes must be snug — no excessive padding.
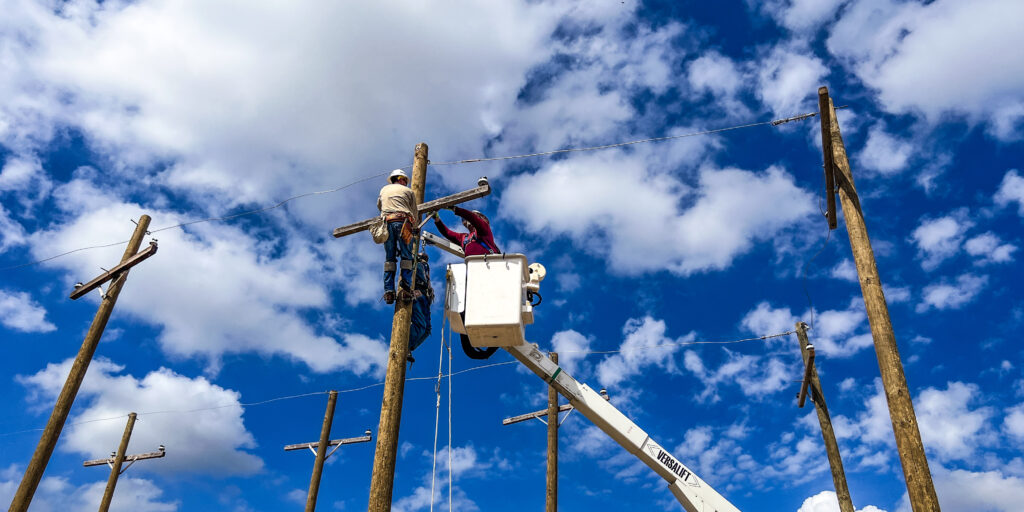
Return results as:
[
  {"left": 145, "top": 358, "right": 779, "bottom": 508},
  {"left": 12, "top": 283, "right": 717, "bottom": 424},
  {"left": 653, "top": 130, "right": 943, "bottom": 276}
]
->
[{"left": 446, "top": 254, "right": 740, "bottom": 512}]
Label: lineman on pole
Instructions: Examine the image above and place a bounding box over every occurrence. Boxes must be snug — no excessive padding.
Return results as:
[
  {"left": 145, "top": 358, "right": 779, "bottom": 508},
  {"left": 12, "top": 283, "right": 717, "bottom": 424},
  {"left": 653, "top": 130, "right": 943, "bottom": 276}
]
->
[{"left": 377, "top": 169, "right": 417, "bottom": 305}]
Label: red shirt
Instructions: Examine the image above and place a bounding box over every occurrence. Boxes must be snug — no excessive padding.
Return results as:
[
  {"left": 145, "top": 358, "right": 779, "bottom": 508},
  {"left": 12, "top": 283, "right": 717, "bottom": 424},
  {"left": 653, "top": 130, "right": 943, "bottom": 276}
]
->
[{"left": 434, "top": 206, "right": 500, "bottom": 256}]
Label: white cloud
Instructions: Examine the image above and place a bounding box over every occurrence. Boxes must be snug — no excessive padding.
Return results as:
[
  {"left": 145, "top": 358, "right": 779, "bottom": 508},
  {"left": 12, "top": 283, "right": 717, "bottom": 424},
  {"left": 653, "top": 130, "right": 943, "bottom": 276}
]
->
[
  {"left": 0, "top": 204, "right": 28, "bottom": 252},
  {"left": 28, "top": 182, "right": 388, "bottom": 375},
  {"left": 17, "top": 358, "right": 263, "bottom": 475},
  {"left": 683, "top": 349, "right": 790, "bottom": 402},
  {"left": 740, "top": 301, "right": 797, "bottom": 335},
  {"left": 0, "top": 288, "right": 56, "bottom": 333},
  {"left": 391, "top": 444, "right": 501, "bottom": 512},
  {"left": 835, "top": 380, "right": 999, "bottom": 470},
  {"left": 0, "top": 469, "right": 177, "bottom": 512},
  {"left": 828, "top": 0, "right": 1024, "bottom": 139},
  {"left": 798, "top": 490, "right": 887, "bottom": 512},
  {"left": 549, "top": 329, "right": 591, "bottom": 376},
  {"left": 0, "top": 155, "right": 48, "bottom": 194},
  {"left": 741, "top": 299, "right": 872, "bottom": 358},
  {"left": 915, "top": 382, "right": 996, "bottom": 461},
  {"left": 756, "top": 44, "right": 828, "bottom": 119},
  {"left": 858, "top": 124, "right": 913, "bottom": 175},
  {"left": 830, "top": 259, "right": 858, "bottom": 282},
  {"left": 760, "top": 0, "right": 848, "bottom": 33},
  {"left": 596, "top": 317, "right": 686, "bottom": 388},
  {"left": 995, "top": 170, "right": 1024, "bottom": 215},
  {"left": 285, "top": 489, "right": 307, "bottom": 504},
  {"left": 923, "top": 466, "right": 1024, "bottom": 512},
  {"left": 0, "top": 0, "right": 575, "bottom": 207},
  {"left": 916, "top": 273, "right": 988, "bottom": 313},
  {"left": 910, "top": 212, "right": 972, "bottom": 270},
  {"left": 883, "top": 285, "right": 911, "bottom": 303},
  {"left": 502, "top": 156, "right": 814, "bottom": 276},
  {"left": 964, "top": 232, "right": 1017, "bottom": 265},
  {"left": 687, "top": 51, "right": 749, "bottom": 117},
  {"left": 1004, "top": 404, "right": 1024, "bottom": 441}
]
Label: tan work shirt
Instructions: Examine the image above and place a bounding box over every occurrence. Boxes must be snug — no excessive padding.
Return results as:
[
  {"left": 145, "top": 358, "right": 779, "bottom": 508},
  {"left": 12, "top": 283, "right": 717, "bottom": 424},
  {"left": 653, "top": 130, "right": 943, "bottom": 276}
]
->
[{"left": 377, "top": 183, "right": 417, "bottom": 218}]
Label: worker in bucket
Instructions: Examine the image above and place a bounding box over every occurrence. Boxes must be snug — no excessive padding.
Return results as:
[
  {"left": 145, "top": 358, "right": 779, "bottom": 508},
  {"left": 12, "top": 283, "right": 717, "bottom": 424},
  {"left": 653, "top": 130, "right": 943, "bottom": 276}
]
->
[
  {"left": 377, "top": 169, "right": 417, "bottom": 304},
  {"left": 407, "top": 251, "right": 433, "bottom": 363},
  {"left": 431, "top": 206, "right": 501, "bottom": 256},
  {"left": 432, "top": 206, "right": 502, "bottom": 359}
]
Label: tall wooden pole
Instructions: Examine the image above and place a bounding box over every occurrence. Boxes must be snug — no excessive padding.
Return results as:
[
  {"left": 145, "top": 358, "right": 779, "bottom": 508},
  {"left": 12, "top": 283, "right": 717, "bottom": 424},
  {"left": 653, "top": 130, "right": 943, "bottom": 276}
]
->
[
  {"left": 306, "top": 391, "right": 338, "bottom": 512},
  {"left": 367, "top": 143, "right": 428, "bottom": 512},
  {"left": 546, "top": 353, "right": 558, "bottom": 512},
  {"left": 10, "top": 215, "right": 152, "bottom": 512},
  {"left": 795, "top": 323, "right": 853, "bottom": 512},
  {"left": 820, "top": 87, "right": 939, "bottom": 511},
  {"left": 97, "top": 413, "right": 137, "bottom": 512}
]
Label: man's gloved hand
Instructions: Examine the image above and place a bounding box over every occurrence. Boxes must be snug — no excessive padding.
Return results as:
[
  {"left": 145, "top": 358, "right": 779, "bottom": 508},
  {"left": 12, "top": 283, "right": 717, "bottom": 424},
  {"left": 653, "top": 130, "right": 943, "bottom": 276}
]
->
[{"left": 431, "top": 211, "right": 441, "bottom": 220}]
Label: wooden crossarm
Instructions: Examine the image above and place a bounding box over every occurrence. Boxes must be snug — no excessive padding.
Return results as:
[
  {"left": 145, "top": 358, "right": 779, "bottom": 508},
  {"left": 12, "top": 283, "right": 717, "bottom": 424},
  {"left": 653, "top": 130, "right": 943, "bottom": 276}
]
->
[
  {"left": 502, "top": 404, "right": 574, "bottom": 426},
  {"left": 284, "top": 433, "right": 373, "bottom": 451},
  {"left": 70, "top": 241, "right": 158, "bottom": 300},
  {"left": 332, "top": 180, "right": 491, "bottom": 239},
  {"left": 83, "top": 449, "right": 165, "bottom": 467}
]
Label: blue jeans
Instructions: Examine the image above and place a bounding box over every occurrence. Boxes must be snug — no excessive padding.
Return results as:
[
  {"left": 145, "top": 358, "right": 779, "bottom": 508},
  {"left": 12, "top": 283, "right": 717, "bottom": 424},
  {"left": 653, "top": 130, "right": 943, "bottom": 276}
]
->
[
  {"left": 383, "top": 221, "right": 412, "bottom": 292},
  {"left": 409, "top": 294, "right": 432, "bottom": 352}
]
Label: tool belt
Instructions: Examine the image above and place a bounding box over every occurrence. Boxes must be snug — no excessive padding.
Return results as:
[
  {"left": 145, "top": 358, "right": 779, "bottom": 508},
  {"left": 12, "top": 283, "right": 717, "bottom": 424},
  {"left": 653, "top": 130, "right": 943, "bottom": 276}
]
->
[{"left": 384, "top": 212, "right": 414, "bottom": 244}]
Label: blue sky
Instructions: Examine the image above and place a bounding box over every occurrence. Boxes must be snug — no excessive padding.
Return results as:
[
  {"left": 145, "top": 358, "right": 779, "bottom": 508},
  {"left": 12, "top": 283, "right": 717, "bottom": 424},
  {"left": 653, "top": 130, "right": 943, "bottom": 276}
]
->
[{"left": 1, "top": 0, "right": 1023, "bottom": 511}]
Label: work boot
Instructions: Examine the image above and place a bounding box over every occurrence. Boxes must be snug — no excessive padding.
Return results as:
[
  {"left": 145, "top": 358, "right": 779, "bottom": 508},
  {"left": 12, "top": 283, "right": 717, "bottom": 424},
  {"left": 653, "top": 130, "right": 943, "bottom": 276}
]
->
[
  {"left": 383, "top": 291, "right": 396, "bottom": 305},
  {"left": 406, "top": 354, "right": 415, "bottom": 364},
  {"left": 397, "top": 289, "right": 414, "bottom": 303}
]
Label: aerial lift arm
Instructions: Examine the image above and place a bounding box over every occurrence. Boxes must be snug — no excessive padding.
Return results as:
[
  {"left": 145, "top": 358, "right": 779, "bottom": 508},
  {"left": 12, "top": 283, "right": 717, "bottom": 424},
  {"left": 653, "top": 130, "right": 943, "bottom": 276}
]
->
[
  {"left": 504, "top": 342, "right": 740, "bottom": 512},
  {"left": 446, "top": 254, "right": 739, "bottom": 511}
]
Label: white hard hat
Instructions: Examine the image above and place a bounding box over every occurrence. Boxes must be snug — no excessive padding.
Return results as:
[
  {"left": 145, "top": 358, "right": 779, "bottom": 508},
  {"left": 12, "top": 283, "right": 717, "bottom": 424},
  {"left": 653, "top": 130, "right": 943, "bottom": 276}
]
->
[{"left": 389, "top": 169, "right": 408, "bottom": 183}]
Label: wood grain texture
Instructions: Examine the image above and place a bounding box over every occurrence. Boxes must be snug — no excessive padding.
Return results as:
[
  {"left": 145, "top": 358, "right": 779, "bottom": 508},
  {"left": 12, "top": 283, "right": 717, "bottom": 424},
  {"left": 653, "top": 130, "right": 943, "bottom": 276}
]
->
[{"left": 828, "top": 99, "right": 940, "bottom": 512}]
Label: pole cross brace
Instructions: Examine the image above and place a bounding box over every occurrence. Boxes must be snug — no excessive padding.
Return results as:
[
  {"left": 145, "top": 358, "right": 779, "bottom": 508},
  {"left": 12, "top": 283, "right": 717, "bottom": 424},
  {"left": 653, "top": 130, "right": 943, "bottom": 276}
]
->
[
  {"left": 284, "top": 432, "right": 373, "bottom": 459},
  {"left": 83, "top": 448, "right": 166, "bottom": 470},
  {"left": 332, "top": 178, "right": 491, "bottom": 239},
  {"left": 70, "top": 241, "right": 158, "bottom": 300}
]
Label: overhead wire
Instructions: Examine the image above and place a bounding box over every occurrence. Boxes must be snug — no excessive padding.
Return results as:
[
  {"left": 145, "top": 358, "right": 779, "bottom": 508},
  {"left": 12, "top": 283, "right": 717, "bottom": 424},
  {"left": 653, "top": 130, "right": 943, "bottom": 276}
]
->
[
  {"left": 556, "top": 330, "right": 795, "bottom": 355},
  {"left": 1, "top": 108, "right": 840, "bottom": 272},
  {"left": 0, "top": 327, "right": 791, "bottom": 438}
]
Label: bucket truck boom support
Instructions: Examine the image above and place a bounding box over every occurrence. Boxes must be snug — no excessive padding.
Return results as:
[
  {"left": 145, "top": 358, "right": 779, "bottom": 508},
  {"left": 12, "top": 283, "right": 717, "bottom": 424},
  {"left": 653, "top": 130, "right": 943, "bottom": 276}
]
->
[
  {"left": 445, "top": 254, "right": 739, "bottom": 511},
  {"left": 504, "top": 342, "right": 740, "bottom": 512}
]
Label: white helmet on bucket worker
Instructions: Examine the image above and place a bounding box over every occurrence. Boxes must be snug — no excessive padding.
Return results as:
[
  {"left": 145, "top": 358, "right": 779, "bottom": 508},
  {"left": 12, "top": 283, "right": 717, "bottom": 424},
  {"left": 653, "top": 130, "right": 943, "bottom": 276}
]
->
[{"left": 389, "top": 169, "right": 408, "bottom": 183}]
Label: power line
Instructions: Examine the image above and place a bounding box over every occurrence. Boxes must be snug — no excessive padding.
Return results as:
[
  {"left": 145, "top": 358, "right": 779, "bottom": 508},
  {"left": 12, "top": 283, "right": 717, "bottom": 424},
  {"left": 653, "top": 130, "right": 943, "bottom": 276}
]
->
[
  {"left": 556, "top": 330, "right": 796, "bottom": 355},
  {"left": 2, "top": 108, "right": 837, "bottom": 272},
  {"left": 0, "top": 328, "right": 793, "bottom": 437},
  {"left": 0, "top": 361, "right": 519, "bottom": 437}
]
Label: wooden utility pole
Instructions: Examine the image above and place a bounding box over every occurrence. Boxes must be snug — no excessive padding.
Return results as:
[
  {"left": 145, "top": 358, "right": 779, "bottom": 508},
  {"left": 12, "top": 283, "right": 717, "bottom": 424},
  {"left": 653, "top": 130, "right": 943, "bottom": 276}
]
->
[
  {"left": 367, "top": 142, "right": 427, "bottom": 512},
  {"left": 284, "top": 391, "right": 371, "bottom": 512},
  {"left": 502, "top": 353, "right": 596, "bottom": 512},
  {"left": 331, "top": 143, "right": 495, "bottom": 511},
  {"left": 82, "top": 413, "right": 166, "bottom": 512},
  {"left": 545, "top": 352, "right": 559, "bottom": 512},
  {"left": 795, "top": 323, "right": 853, "bottom": 512},
  {"left": 10, "top": 216, "right": 156, "bottom": 512},
  {"left": 818, "top": 86, "right": 939, "bottom": 511}
]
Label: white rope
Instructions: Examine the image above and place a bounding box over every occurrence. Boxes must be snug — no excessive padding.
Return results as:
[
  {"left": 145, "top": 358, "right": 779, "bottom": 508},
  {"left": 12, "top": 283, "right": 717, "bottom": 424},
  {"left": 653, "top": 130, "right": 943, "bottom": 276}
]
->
[
  {"left": 428, "top": 317, "right": 445, "bottom": 512},
  {"left": 447, "top": 322, "right": 453, "bottom": 511}
]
